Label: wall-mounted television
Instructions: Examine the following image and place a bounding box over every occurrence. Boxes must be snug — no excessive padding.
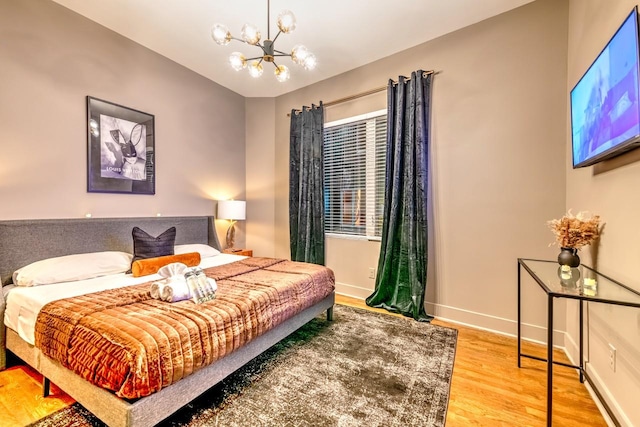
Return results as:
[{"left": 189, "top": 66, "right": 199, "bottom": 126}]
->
[{"left": 570, "top": 7, "right": 640, "bottom": 168}]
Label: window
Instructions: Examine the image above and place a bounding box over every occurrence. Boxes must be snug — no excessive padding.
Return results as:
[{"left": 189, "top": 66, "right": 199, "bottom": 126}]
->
[{"left": 324, "top": 110, "right": 387, "bottom": 239}]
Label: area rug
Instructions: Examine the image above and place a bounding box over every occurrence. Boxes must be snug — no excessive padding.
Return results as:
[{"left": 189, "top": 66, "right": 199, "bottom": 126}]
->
[{"left": 30, "top": 304, "right": 457, "bottom": 427}]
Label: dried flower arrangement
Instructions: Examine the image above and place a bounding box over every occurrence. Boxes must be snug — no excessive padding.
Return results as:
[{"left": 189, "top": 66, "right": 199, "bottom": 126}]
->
[{"left": 547, "top": 210, "right": 603, "bottom": 249}]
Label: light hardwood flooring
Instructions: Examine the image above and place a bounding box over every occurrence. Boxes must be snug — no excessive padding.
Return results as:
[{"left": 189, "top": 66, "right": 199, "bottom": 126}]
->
[
  {"left": 0, "top": 295, "right": 607, "bottom": 426},
  {"left": 0, "top": 363, "right": 74, "bottom": 426}
]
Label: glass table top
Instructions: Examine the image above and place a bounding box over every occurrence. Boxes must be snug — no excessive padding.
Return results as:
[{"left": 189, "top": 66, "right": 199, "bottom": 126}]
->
[{"left": 519, "top": 259, "right": 640, "bottom": 307}]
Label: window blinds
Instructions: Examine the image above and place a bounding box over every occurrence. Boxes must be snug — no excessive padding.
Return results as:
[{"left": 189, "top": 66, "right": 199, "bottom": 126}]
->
[{"left": 323, "top": 111, "right": 387, "bottom": 239}]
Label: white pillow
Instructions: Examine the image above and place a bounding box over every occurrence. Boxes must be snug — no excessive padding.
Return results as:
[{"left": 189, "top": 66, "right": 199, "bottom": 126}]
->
[
  {"left": 13, "top": 251, "right": 133, "bottom": 287},
  {"left": 174, "top": 244, "right": 220, "bottom": 259}
]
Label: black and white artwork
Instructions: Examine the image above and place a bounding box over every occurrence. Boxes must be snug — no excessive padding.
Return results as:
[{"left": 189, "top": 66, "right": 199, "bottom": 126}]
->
[
  {"left": 87, "top": 97, "right": 155, "bottom": 194},
  {"left": 100, "top": 115, "right": 147, "bottom": 181}
]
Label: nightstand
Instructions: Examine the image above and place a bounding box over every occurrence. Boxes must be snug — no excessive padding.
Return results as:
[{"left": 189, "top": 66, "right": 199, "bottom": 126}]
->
[{"left": 223, "top": 248, "right": 253, "bottom": 257}]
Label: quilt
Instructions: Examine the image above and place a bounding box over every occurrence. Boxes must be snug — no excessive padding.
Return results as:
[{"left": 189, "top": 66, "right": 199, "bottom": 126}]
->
[{"left": 34, "top": 257, "right": 335, "bottom": 399}]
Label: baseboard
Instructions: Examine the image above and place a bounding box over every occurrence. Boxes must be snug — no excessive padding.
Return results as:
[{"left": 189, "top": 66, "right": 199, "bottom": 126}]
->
[
  {"left": 335, "top": 282, "right": 372, "bottom": 300},
  {"left": 337, "top": 294, "right": 566, "bottom": 346},
  {"left": 425, "top": 301, "right": 566, "bottom": 347}
]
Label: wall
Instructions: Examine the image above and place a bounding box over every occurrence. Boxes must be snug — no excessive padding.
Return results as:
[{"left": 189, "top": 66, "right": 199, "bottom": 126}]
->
[
  {"left": 265, "top": 0, "right": 569, "bottom": 341},
  {"left": 245, "top": 98, "right": 276, "bottom": 257},
  {"left": 566, "top": 1, "right": 640, "bottom": 425},
  {"left": 0, "top": 0, "right": 246, "bottom": 246}
]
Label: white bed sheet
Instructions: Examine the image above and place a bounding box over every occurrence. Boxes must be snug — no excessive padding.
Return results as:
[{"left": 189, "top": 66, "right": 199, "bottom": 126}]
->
[{"left": 3, "top": 253, "right": 246, "bottom": 346}]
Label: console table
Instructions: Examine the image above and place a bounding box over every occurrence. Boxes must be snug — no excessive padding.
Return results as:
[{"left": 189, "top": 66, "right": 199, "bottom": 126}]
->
[{"left": 517, "top": 258, "right": 640, "bottom": 426}]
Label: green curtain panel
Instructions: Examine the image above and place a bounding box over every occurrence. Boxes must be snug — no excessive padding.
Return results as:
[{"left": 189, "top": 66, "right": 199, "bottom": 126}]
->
[
  {"left": 289, "top": 104, "right": 325, "bottom": 265},
  {"left": 366, "top": 71, "right": 433, "bottom": 322}
]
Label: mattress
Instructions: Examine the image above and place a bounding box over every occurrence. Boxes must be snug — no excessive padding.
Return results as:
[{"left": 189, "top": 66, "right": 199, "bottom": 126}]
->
[{"left": 3, "top": 253, "right": 246, "bottom": 345}]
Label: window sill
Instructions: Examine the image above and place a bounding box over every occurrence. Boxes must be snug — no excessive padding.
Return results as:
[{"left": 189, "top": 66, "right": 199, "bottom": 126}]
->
[{"left": 326, "top": 233, "right": 381, "bottom": 242}]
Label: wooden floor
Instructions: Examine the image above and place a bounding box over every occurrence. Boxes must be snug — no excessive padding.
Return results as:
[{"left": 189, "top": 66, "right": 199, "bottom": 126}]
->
[
  {"left": 0, "top": 295, "right": 607, "bottom": 426},
  {"left": 0, "top": 363, "right": 74, "bottom": 426}
]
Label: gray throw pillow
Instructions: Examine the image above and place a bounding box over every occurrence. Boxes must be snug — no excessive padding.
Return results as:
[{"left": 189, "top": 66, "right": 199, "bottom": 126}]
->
[{"left": 128, "top": 226, "right": 176, "bottom": 273}]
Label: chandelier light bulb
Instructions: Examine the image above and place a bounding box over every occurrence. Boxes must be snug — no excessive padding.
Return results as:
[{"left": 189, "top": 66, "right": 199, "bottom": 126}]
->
[
  {"left": 274, "top": 65, "right": 291, "bottom": 82},
  {"left": 241, "top": 23, "right": 261, "bottom": 45},
  {"left": 248, "top": 60, "right": 264, "bottom": 78},
  {"left": 211, "top": 24, "right": 231, "bottom": 45},
  {"left": 277, "top": 10, "right": 297, "bottom": 34},
  {"left": 229, "top": 52, "right": 247, "bottom": 71},
  {"left": 302, "top": 53, "right": 317, "bottom": 70},
  {"left": 291, "top": 44, "right": 309, "bottom": 65}
]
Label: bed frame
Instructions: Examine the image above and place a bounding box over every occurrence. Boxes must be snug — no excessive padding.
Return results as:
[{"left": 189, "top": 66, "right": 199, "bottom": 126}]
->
[{"left": 0, "top": 216, "right": 335, "bottom": 427}]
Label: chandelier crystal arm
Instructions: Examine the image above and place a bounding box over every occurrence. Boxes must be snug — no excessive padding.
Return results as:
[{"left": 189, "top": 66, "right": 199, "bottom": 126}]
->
[{"left": 229, "top": 36, "right": 254, "bottom": 45}]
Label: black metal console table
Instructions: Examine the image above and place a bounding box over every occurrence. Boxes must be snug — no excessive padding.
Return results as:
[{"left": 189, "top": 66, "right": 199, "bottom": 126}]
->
[{"left": 517, "top": 258, "right": 640, "bottom": 426}]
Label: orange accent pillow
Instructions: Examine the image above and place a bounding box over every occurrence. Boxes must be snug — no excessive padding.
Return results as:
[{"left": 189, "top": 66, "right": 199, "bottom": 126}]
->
[{"left": 131, "top": 252, "right": 201, "bottom": 277}]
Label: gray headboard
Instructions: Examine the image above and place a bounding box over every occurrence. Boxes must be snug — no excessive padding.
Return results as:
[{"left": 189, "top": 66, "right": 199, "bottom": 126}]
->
[{"left": 0, "top": 216, "right": 221, "bottom": 286}]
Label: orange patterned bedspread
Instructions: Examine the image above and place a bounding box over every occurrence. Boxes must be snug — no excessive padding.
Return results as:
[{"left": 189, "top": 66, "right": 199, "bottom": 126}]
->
[{"left": 34, "top": 258, "right": 334, "bottom": 399}]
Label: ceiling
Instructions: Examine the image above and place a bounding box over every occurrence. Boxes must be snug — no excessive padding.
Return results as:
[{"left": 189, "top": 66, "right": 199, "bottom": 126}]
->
[{"left": 51, "top": 0, "right": 535, "bottom": 98}]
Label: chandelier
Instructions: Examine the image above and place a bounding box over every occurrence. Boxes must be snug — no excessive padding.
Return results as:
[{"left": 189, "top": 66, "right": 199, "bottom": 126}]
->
[{"left": 210, "top": 0, "right": 316, "bottom": 82}]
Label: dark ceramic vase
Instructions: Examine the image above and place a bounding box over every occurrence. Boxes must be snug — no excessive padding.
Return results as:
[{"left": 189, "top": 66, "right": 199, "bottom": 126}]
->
[{"left": 558, "top": 247, "right": 580, "bottom": 268}]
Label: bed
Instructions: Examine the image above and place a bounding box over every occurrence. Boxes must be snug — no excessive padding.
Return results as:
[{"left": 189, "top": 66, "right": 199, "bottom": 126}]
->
[{"left": 0, "top": 216, "right": 335, "bottom": 426}]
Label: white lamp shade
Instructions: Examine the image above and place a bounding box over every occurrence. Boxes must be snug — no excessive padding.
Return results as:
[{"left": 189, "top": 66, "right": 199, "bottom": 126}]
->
[{"left": 217, "top": 200, "right": 246, "bottom": 220}]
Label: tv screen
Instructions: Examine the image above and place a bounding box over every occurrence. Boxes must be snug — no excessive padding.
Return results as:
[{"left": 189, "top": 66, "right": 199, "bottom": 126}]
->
[{"left": 570, "top": 8, "right": 640, "bottom": 168}]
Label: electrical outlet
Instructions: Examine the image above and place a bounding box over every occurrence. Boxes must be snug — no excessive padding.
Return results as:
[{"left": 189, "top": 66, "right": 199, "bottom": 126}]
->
[
  {"left": 368, "top": 267, "right": 376, "bottom": 280},
  {"left": 608, "top": 343, "right": 616, "bottom": 372}
]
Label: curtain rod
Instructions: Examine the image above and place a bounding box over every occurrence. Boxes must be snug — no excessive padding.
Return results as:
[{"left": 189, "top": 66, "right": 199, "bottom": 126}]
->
[{"left": 288, "top": 70, "right": 435, "bottom": 116}]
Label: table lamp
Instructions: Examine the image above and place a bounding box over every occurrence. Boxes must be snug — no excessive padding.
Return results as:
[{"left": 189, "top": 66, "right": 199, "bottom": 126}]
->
[{"left": 217, "top": 200, "right": 246, "bottom": 249}]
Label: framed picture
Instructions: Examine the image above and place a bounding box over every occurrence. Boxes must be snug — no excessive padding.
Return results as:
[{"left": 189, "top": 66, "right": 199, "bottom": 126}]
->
[{"left": 87, "top": 96, "right": 155, "bottom": 194}]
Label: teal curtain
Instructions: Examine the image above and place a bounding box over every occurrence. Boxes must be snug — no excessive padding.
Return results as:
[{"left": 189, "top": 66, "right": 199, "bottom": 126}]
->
[
  {"left": 366, "top": 71, "right": 433, "bottom": 322},
  {"left": 289, "top": 104, "right": 325, "bottom": 265}
]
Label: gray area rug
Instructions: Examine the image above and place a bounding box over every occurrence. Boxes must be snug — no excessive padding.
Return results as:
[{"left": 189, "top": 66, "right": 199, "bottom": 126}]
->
[{"left": 30, "top": 305, "right": 457, "bottom": 427}]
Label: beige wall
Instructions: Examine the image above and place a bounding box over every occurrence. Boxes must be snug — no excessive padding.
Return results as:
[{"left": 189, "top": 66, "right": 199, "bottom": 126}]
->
[
  {"left": 566, "top": 1, "right": 640, "bottom": 424},
  {"left": 0, "top": 0, "right": 246, "bottom": 246},
  {"left": 245, "top": 98, "right": 276, "bottom": 257},
  {"left": 266, "top": 0, "right": 569, "bottom": 339}
]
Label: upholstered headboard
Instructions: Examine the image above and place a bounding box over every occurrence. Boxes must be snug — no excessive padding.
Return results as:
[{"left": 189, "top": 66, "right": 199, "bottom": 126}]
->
[{"left": 0, "top": 216, "right": 221, "bottom": 286}]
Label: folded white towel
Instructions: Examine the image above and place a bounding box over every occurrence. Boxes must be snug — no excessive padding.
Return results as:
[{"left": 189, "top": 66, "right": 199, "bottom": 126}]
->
[
  {"left": 150, "top": 280, "right": 166, "bottom": 300},
  {"left": 157, "top": 262, "right": 188, "bottom": 279},
  {"left": 161, "top": 276, "right": 191, "bottom": 302}
]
